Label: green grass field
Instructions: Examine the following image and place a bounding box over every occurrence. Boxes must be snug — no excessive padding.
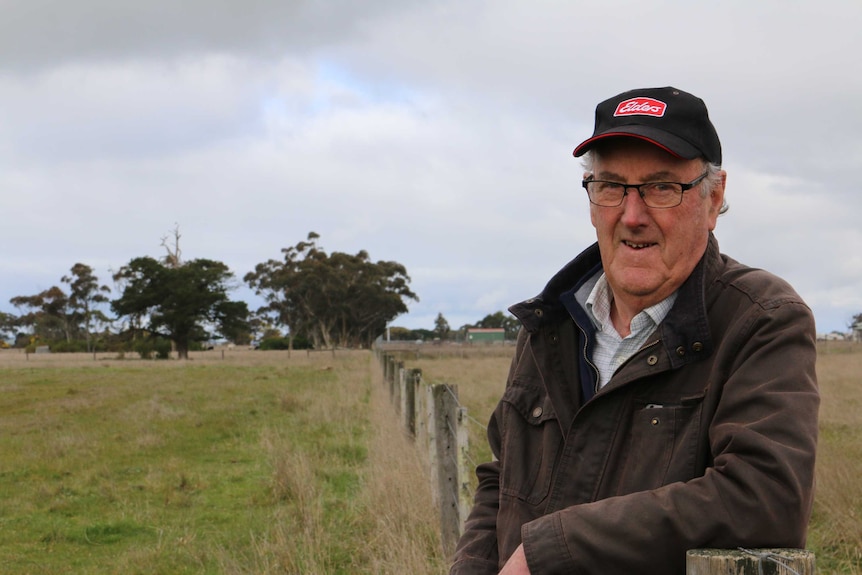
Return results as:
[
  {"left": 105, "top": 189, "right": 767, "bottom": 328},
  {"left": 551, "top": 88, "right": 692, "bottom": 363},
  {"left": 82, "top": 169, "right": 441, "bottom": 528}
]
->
[
  {"left": 1, "top": 343, "right": 860, "bottom": 574},
  {"left": 0, "top": 350, "right": 444, "bottom": 574}
]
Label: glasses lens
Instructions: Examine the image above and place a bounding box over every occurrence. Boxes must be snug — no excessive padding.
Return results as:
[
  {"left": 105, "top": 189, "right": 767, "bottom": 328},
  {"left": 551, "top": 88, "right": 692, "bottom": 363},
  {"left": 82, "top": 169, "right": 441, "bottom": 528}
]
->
[
  {"left": 586, "top": 181, "right": 623, "bottom": 206},
  {"left": 641, "top": 183, "right": 683, "bottom": 208}
]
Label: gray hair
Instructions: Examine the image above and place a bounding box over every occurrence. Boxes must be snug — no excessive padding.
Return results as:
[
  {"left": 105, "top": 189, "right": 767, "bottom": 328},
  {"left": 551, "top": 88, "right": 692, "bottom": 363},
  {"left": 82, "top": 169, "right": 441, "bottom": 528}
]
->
[{"left": 580, "top": 149, "right": 729, "bottom": 215}]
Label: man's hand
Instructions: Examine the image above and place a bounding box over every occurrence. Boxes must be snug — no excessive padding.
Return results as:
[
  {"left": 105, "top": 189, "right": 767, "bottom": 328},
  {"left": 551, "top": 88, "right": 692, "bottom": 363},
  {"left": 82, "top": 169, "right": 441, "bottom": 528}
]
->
[{"left": 498, "top": 543, "right": 531, "bottom": 575}]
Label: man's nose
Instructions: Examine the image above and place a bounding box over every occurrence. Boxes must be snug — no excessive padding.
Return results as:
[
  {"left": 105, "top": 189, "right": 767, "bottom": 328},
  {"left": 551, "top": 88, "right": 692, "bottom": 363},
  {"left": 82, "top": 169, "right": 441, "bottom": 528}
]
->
[{"left": 619, "top": 188, "right": 650, "bottom": 224}]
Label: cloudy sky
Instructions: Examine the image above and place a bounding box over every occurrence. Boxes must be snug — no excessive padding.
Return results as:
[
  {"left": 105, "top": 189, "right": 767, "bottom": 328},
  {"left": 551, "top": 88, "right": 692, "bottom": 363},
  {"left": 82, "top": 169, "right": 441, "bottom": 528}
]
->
[{"left": 1, "top": 0, "right": 860, "bottom": 335}]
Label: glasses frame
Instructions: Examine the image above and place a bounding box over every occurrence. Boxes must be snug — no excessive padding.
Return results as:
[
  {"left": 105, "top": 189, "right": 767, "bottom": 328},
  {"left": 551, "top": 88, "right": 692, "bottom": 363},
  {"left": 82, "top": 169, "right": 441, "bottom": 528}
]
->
[{"left": 582, "top": 172, "right": 709, "bottom": 209}]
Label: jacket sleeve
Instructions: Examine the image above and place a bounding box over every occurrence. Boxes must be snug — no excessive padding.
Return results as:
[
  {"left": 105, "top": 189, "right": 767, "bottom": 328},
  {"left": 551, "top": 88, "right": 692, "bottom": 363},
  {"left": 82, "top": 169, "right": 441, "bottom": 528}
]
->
[
  {"left": 449, "top": 328, "right": 533, "bottom": 575},
  {"left": 521, "top": 298, "right": 819, "bottom": 575}
]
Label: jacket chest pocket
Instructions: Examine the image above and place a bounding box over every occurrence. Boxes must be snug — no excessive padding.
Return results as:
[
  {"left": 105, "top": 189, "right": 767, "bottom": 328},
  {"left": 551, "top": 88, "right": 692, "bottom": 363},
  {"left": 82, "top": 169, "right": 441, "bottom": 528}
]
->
[
  {"left": 614, "top": 394, "right": 706, "bottom": 494},
  {"left": 498, "top": 384, "right": 562, "bottom": 506}
]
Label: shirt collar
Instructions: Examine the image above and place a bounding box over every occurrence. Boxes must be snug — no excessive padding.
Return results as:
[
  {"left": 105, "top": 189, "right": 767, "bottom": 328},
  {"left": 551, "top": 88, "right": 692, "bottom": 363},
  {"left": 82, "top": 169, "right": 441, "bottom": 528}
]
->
[{"left": 585, "top": 272, "right": 678, "bottom": 335}]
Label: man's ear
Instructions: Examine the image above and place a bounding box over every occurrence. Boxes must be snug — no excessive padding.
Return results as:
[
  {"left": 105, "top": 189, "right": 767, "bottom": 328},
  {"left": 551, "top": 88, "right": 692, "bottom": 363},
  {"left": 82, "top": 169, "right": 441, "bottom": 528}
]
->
[{"left": 707, "top": 170, "right": 727, "bottom": 230}]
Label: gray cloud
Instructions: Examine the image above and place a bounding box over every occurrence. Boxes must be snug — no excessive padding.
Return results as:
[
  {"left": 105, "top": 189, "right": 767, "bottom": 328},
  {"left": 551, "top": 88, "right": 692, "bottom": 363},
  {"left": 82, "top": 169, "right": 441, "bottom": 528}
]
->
[
  {"left": 0, "top": 0, "right": 419, "bottom": 70},
  {"left": 0, "top": 0, "right": 859, "bottom": 335}
]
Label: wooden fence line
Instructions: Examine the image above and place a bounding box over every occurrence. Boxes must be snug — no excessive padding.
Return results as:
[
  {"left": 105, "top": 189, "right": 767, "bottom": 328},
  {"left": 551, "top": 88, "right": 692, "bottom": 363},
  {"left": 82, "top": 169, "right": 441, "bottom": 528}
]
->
[
  {"left": 376, "top": 350, "right": 471, "bottom": 557},
  {"left": 375, "top": 349, "right": 815, "bottom": 572}
]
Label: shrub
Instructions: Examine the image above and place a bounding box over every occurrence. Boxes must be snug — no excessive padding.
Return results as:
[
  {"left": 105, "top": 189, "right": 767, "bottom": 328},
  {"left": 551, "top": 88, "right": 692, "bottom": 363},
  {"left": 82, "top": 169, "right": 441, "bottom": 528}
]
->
[
  {"left": 133, "top": 337, "right": 173, "bottom": 359},
  {"left": 259, "top": 335, "right": 312, "bottom": 350},
  {"left": 49, "top": 340, "right": 90, "bottom": 353}
]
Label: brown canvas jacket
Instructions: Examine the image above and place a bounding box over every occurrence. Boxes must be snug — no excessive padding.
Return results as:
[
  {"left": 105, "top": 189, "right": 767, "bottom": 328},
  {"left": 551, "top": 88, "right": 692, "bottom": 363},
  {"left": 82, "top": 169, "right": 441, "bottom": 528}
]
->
[{"left": 450, "top": 234, "right": 819, "bottom": 575}]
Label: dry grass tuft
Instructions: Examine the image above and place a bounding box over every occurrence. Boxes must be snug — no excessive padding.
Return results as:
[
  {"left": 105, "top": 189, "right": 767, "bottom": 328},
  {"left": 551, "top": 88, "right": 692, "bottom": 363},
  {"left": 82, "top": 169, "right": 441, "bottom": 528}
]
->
[{"left": 357, "top": 365, "right": 448, "bottom": 574}]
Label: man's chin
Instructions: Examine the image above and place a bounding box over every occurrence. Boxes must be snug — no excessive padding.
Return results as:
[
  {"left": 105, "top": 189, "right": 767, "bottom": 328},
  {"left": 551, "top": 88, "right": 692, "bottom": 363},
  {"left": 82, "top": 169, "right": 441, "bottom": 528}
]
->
[{"left": 611, "top": 274, "right": 667, "bottom": 300}]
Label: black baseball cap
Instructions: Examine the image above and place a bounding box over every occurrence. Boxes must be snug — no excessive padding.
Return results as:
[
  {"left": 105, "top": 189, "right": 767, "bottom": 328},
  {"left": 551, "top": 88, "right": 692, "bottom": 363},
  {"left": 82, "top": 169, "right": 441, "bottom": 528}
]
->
[{"left": 573, "top": 86, "right": 722, "bottom": 165}]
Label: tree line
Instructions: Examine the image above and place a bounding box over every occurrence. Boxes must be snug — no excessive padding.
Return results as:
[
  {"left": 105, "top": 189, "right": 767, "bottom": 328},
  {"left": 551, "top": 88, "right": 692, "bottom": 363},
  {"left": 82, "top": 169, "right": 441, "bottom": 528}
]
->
[
  {"left": 386, "top": 310, "right": 521, "bottom": 343},
  {"left": 0, "top": 230, "right": 422, "bottom": 359},
  {"left": 0, "top": 229, "right": 533, "bottom": 358}
]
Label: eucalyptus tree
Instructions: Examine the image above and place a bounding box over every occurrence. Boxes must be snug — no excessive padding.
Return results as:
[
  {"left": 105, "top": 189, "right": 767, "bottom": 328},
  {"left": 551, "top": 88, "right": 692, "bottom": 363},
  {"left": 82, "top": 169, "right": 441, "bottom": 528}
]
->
[
  {"left": 9, "top": 263, "right": 112, "bottom": 349},
  {"left": 434, "top": 312, "right": 451, "bottom": 341},
  {"left": 112, "top": 257, "right": 249, "bottom": 359},
  {"left": 245, "top": 232, "right": 418, "bottom": 349},
  {"left": 62, "top": 263, "right": 111, "bottom": 352},
  {"left": 10, "top": 285, "right": 75, "bottom": 342},
  {"left": 0, "top": 311, "right": 18, "bottom": 344}
]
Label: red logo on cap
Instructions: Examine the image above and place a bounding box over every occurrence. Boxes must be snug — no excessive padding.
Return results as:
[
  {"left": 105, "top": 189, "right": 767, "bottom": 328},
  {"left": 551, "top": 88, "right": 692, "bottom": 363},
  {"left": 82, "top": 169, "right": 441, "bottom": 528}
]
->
[{"left": 614, "top": 97, "right": 667, "bottom": 117}]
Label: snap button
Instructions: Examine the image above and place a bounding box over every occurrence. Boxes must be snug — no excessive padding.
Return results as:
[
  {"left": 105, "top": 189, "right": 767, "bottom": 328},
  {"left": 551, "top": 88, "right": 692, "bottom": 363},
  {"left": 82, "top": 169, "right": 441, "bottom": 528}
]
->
[
  {"left": 532, "top": 406, "right": 543, "bottom": 418},
  {"left": 534, "top": 309, "right": 544, "bottom": 318},
  {"left": 692, "top": 342, "right": 704, "bottom": 352},
  {"left": 647, "top": 355, "right": 658, "bottom": 366},
  {"left": 549, "top": 333, "right": 558, "bottom": 344},
  {"left": 676, "top": 346, "right": 685, "bottom": 356},
  {"left": 651, "top": 417, "right": 660, "bottom": 426}
]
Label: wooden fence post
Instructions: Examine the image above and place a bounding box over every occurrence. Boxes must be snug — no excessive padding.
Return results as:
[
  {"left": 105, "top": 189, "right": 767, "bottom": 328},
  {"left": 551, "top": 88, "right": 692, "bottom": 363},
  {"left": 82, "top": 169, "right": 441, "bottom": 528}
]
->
[
  {"left": 424, "top": 383, "right": 438, "bottom": 504},
  {"left": 415, "top": 373, "right": 430, "bottom": 462},
  {"left": 432, "top": 383, "right": 463, "bottom": 556},
  {"left": 393, "top": 361, "right": 404, "bottom": 414},
  {"left": 686, "top": 548, "right": 815, "bottom": 575},
  {"left": 402, "top": 368, "right": 420, "bottom": 436},
  {"left": 387, "top": 356, "right": 397, "bottom": 401},
  {"left": 398, "top": 367, "right": 407, "bottom": 429},
  {"left": 455, "top": 405, "right": 472, "bottom": 529}
]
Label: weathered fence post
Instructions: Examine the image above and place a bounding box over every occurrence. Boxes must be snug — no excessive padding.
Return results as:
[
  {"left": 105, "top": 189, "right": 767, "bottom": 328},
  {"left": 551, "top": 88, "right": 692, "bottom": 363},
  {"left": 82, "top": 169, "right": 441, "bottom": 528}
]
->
[
  {"left": 402, "top": 368, "right": 420, "bottom": 436},
  {"left": 387, "top": 356, "right": 397, "bottom": 401},
  {"left": 398, "top": 366, "right": 408, "bottom": 427},
  {"left": 432, "top": 383, "right": 464, "bottom": 556},
  {"left": 380, "top": 351, "right": 388, "bottom": 380},
  {"left": 425, "top": 383, "right": 437, "bottom": 491},
  {"left": 686, "top": 548, "right": 815, "bottom": 575},
  {"left": 455, "top": 405, "right": 472, "bottom": 529},
  {"left": 414, "top": 373, "right": 430, "bottom": 463},
  {"left": 393, "top": 361, "right": 404, "bottom": 414}
]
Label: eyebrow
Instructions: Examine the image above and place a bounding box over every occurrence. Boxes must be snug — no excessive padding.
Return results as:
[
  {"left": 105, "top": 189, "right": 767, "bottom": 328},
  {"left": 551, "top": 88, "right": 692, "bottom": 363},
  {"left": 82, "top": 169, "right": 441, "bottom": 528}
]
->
[{"left": 594, "top": 170, "right": 682, "bottom": 182}]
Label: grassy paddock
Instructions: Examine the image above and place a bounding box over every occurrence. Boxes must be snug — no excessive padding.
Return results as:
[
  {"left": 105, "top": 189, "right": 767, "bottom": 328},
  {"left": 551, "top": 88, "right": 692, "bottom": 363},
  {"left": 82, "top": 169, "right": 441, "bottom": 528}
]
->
[
  {"left": 2, "top": 343, "right": 859, "bottom": 574},
  {"left": 0, "top": 349, "right": 445, "bottom": 574}
]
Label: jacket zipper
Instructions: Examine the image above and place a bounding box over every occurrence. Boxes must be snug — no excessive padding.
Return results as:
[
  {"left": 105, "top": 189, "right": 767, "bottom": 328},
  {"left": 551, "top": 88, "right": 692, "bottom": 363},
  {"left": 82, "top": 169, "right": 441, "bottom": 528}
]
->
[{"left": 576, "top": 321, "right": 601, "bottom": 395}]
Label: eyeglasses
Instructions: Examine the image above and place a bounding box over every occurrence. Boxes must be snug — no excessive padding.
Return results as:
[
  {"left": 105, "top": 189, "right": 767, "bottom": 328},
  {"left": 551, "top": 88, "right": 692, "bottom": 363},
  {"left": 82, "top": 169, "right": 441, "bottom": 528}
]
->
[{"left": 582, "top": 172, "right": 709, "bottom": 208}]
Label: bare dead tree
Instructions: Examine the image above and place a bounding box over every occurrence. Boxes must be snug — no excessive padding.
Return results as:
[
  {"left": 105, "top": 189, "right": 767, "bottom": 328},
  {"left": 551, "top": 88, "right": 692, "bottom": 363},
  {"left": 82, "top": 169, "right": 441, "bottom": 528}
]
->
[{"left": 161, "top": 223, "right": 182, "bottom": 268}]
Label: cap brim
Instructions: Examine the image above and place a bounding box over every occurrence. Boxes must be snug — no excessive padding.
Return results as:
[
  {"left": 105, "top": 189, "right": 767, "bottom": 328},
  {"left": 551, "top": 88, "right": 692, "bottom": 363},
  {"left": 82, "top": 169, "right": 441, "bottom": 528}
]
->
[{"left": 573, "top": 126, "right": 702, "bottom": 159}]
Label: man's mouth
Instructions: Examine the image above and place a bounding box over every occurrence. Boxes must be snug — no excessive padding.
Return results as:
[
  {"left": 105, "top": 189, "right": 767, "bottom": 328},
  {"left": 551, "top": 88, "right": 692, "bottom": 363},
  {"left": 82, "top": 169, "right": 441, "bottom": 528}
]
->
[{"left": 623, "top": 240, "right": 656, "bottom": 250}]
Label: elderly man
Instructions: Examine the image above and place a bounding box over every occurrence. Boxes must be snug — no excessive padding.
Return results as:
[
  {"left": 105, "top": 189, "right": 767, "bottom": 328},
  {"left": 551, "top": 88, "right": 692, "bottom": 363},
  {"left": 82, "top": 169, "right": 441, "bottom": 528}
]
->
[{"left": 449, "top": 87, "right": 819, "bottom": 575}]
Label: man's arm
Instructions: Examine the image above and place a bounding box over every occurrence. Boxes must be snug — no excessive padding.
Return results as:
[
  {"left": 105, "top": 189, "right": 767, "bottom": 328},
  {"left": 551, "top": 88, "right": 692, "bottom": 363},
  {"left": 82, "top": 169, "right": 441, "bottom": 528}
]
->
[{"left": 449, "top": 457, "right": 503, "bottom": 574}]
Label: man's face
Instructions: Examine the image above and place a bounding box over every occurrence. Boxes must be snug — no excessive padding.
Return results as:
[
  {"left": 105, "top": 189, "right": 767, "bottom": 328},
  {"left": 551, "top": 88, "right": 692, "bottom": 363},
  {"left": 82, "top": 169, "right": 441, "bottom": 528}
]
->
[{"left": 588, "top": 139, "right": 726, "bottom": 312}]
